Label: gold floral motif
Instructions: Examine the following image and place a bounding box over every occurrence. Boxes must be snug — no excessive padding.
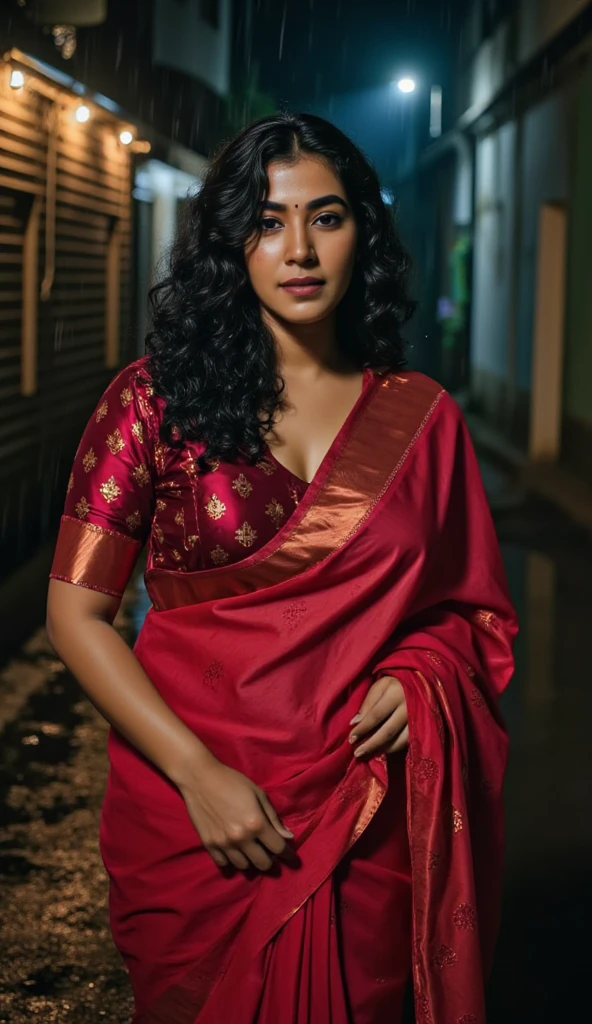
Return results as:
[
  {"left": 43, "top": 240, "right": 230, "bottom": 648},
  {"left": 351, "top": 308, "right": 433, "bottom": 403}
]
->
[
  {"left": 75, "top": 496, "right": 90, "bottom": 519},
  {"left": 186, "top": 534, "right": 199, "bottom": 548},
  {"left": 474, "top": 609, "right": 496, "bottom": 631},
  {"left": 458, "top": 1016, "right": 477, "bottom": 1024},
  {"left": 232, "top": 473, "right": 253, "bottom": 498},
  {"left": 67, "top": 472, "right": 74, "bottom": 493},
  {"left": 106, "top": 428, "right": 126, "bottom": 455},
  {"left": 413, "top": 756, "right": 439, "bottom": 785},
  {"left": 154, "top": 441, "right": 169, "bottom": 475},
  {"left": 205, "top": 494, "right": 226, "bottom": 520},
  {"left": 210, "top": 544, "right": 229, "bottom": 565},
  {"left": 132, "top": 464, "right": 150, "bottom": 487},
  {"left": 171, "top": 549, "right": 183, "bottom": 563},
  {"left": 180, "top": 453, "right": 197, "bottom": 478},
  {"left": 431, "top": 945, "right": 458, "bottom": 970},
  {"left": 256, "top": 457, "right": 276, "bottom": 476},
  {"left": 425, "top": 650, "right": 442, "bottom": 665},
  {"left": 126, "top": 510, "right": 142, "bottom": 532},
  {"left": 152, "top": 522, "right": 164, "bottom": 543},
  {"left": 452, "top": 807, "right": 463, "bottom": 833},
  {"left": 120, "top": 387, "right": 133, "bottom": 407},
  {"left": 174, "top": 509, "right": 185, "bottom": 526},
  {"left": 203, "top": 660, "right": 224, "bottom": 690},
  {"left": 282, "top": 600, "right": 307, "bottom": 631},
  {"left": 265, "top": 497, "right": 285, "bottom": 528},
  {"left": 154, "top": 553, "right": 165, "bottom": 564},
  {"left": 131, "top": 420, "right": 144, "bottom": 444},
  {"left": 144, "top": 382, "right": 154, "bottom": 397},
  {"left": 96, "top": 400, "right": 108, "bottom": 422},
  {"left": 235, "top": 522, "right": 257, "bottom": 547},
  {"left": 207, "top": 457, "right": 220, "bottom": 472},
  {"left": 82, "top": 448, "right": 97, "bottom": 472},
  {"left": 453, "top": 903, "right": 476, "bottom": 931},
  {"left": 136, "top": 392, "right": 154, "bottom": 419},
  {"left": 100, "top": 476, "right": 121, "bottom": 503},
  {"left": 289, "top": 486, "right": 300, "bottom": 505},
  {"left": 156, "top": 499, "right": 166, "bottom": 512}
]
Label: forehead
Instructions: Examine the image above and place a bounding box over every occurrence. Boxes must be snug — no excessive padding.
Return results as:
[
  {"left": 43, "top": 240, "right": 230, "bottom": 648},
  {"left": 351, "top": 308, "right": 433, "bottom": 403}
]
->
[{"left": 265, "top": 157, "right": 345, "bottom": 201}]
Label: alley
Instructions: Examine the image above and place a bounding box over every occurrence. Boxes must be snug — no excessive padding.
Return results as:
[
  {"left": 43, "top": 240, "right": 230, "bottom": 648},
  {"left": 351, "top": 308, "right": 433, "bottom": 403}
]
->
[{"left": 1, "top": 461, "right": 591, "bottom": 1024}]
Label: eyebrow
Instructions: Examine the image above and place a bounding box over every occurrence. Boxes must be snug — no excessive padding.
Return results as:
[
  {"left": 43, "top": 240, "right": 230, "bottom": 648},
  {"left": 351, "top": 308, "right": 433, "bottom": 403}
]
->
[{"left": 261, "top": 194, "right": 350, "bottom": 213}]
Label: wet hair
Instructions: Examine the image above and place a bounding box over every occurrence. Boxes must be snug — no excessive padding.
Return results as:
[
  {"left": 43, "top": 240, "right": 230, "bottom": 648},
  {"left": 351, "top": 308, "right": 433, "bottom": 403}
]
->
[{"left": 144, "top": 111, "right": 416, "bottom": 471}]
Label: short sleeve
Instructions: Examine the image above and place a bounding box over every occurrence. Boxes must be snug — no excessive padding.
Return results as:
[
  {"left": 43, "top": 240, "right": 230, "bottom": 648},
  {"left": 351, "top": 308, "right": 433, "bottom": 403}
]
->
[{"left": 49, "top": 360, "right": 157, "bottom": 597}]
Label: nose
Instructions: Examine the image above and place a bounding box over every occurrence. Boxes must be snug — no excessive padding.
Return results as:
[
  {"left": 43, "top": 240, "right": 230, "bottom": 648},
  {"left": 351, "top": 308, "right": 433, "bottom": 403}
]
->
[{"left": 284, "top": 222, "right": 317, "bottom": 265}]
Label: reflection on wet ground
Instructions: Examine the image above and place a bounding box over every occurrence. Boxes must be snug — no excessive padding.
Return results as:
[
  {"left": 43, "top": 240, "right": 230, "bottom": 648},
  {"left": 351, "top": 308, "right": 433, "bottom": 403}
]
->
[{"left": 0, "top": 462, "right": 590, "bottom": 1022}]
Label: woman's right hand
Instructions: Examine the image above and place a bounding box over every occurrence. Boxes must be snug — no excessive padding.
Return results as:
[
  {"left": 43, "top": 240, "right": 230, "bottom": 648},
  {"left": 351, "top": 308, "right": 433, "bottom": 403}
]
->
[{"left": 178, "top": 757, "right": 295, "bottom": 872}]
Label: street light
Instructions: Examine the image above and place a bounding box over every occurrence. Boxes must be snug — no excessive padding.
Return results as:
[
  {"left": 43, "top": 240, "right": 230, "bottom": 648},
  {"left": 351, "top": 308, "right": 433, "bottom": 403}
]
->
[{"left": 396, "top": 77, "right": 416, "bottom": 94}]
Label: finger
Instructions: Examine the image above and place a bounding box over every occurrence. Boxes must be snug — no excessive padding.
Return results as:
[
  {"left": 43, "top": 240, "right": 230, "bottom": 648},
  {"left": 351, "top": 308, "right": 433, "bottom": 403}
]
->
[
  {"left": 350, "top": 690, "right": 405, "bottom": 742},
  {"left": 353, "top": 705, "right": 408, "bottom": 758},
  {"left": 240, "top": 839, "right": 275, "bottom": 872},
  {"left": 349, "top": 677, "right": 391, "bottom": 724},
  {"left": 209, "top": 847, "right": 230, "bottom": 868},
  {"left": 388, "top": 724, "right": 409, "bottom": 753},
  {"left": 257, "top": 790, "right": 294, "bottom": 838},
  {"left": 225, "top": 847, "right": 250, "bottom": 871}
]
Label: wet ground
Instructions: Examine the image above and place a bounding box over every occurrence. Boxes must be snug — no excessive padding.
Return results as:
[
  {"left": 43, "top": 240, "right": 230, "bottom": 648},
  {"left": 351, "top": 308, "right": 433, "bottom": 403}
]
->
[{"left": 0, "top": 460, "right": 591, "bottom": 1023}]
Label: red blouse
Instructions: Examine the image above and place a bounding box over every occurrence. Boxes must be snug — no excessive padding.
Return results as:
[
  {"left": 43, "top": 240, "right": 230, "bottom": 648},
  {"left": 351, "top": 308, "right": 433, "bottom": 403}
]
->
[{"left": 49, "top": 358, "right": 372, "bottom": 596}]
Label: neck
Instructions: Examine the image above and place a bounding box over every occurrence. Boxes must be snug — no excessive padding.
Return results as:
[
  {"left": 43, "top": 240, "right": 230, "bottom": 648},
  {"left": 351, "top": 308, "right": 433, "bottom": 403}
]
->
[{"left": 261, "top": 307, "right": 356, "bottom": 378}]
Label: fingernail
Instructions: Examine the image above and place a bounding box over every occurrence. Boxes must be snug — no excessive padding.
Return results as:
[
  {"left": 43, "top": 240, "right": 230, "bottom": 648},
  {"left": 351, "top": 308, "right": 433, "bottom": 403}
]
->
[
  {"left": 349, "top": 734, "right": 357, "bottom": 744},
  {"left": 349, "top": 714, "right": 362, "bottom": 725},
  {"left": 353, "top": 748, "right": 364, "bottom": 757},
  {"left": 283, "top": 827, "right": 294, "bottom": 837}
]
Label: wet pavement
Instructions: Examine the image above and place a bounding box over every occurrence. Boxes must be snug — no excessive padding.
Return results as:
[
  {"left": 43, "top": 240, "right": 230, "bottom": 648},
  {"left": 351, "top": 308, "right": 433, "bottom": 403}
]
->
[{"left": 1, "top": 461, "right": 591, "bottom": 1023}]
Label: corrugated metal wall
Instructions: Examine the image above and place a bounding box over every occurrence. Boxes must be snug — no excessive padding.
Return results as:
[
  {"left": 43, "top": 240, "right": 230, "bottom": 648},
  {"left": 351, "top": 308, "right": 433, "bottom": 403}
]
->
[{"left": 0, "top": 76, "right": 133, "bottom": 582}]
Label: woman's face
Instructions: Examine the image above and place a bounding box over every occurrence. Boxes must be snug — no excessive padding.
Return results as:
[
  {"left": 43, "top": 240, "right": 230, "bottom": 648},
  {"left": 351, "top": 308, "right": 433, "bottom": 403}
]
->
[{"left": 244, "top": 155, "right": 357, "bottom": 326}]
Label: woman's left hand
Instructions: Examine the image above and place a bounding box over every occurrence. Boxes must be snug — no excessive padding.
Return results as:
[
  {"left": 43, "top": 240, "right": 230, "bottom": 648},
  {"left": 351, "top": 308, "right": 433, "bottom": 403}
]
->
[{"left": 348, "top": 674, "right": 408, "bottom": 758}]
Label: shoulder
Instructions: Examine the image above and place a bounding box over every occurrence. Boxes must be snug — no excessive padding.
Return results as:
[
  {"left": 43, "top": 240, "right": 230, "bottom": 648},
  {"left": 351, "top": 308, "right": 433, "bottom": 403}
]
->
[
  {"left": 381, "top": 370, "right": 461, "bottom": 422},
  {"left": 99, "top": 357, "right": 164, "bottom": 426}
]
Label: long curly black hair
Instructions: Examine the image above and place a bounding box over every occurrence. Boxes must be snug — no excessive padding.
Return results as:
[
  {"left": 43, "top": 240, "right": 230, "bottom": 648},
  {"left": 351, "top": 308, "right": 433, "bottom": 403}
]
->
[{"left": 144, "top": 111, "right": 416, "bottom": 472}]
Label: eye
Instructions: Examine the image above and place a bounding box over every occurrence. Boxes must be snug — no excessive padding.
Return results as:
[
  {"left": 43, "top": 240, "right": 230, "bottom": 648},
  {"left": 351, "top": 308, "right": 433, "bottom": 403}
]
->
[
  {"left": 260, "top": 216, "right": 282, "bottom": 231},
  {"left": 314, "top": 212, "right": 342, "bottom": 227}
]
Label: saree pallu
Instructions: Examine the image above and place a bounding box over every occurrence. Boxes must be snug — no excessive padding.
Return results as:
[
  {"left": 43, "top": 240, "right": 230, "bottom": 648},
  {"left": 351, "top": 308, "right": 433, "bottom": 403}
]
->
[{"left": 99, "top": 372, "right": 517, "bottom": 1024}]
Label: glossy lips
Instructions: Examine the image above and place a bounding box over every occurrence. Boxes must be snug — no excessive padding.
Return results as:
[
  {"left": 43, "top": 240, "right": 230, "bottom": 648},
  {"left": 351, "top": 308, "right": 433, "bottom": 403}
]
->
[{"left": 280, "top": 276, "right": 325, "bottom": 296}]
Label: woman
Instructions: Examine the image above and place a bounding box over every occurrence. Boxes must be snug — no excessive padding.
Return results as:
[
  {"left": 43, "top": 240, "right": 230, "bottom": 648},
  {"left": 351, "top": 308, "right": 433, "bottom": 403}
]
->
[{"left": 46, "top": 112, "right": 517, "bottom": 1024}]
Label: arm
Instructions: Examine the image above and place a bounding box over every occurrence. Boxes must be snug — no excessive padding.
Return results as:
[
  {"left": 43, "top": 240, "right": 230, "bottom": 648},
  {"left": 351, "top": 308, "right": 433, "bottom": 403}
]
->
[
  {"left": 46, "top": 579, "right": 215, "bottom": 786},
  {"left": 46, "top": 362, "right": 293, "bottom": 872}
]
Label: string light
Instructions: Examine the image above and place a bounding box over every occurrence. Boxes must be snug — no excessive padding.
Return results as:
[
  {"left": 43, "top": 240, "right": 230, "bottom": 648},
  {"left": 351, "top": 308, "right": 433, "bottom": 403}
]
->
[
  {"left": 75, "top": 104, "right": 90, "bottom": 123},
  {"left": 119, "top": 130, "right": 133, "bottom": 145}
]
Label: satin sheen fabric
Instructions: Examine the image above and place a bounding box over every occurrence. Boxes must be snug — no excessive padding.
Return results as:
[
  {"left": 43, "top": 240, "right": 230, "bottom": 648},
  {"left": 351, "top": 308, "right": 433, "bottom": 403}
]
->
[{"left": 50, "top": 366, "right": 517, "bottom": 1023}]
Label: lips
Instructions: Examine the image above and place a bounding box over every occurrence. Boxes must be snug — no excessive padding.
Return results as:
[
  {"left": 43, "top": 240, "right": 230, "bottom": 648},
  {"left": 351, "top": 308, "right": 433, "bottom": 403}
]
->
[{"left": 280, "top": 277, "right": 324, "bottom": 287}]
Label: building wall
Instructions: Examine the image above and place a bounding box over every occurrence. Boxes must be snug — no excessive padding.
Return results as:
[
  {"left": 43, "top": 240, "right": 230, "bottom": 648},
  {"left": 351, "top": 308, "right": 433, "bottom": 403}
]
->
[
  {"left": 563, "top": 61, "right": 592, "bottom": 480},
  {"left": 153, "top": 0, "right": 232, "bottom": 97},
  {"left": 0, "top": 69, "right": 133, "bottom": 584},
  {"left": 518, "top": 0, "right": 590, "bottom": 63},
  {"left": 470, "top": 85, "right": 574, "bottom": 441},
  {"left": 471, "top": 121, "right": 516, "bottom": 422}
]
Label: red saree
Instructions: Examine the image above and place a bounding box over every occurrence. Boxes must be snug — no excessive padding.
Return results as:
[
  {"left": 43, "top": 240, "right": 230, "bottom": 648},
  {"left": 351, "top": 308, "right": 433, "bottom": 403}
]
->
[{"left": 96, "top": 371, "right": 516, "bottom": 1023}]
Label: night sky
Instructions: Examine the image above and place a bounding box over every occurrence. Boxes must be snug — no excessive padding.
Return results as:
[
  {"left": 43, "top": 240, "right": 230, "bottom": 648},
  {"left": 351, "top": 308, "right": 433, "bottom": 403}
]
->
[
  {"left": 240, "top": 0, "right": 466, "bottom": 108},
  {"left": 234, "top": 0, "right": 468, "bottom": 186}
]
